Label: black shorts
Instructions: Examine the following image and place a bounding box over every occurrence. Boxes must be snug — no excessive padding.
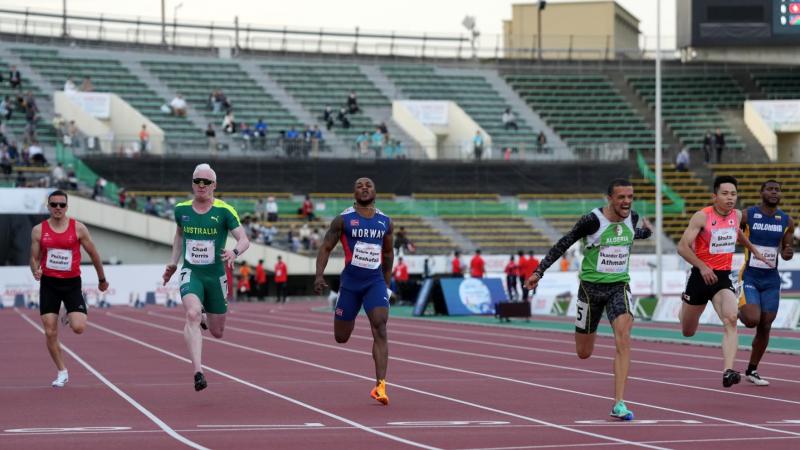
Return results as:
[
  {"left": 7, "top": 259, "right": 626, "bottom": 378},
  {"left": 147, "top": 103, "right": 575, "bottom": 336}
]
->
[
  {"left": 40, "top": 275, "right": 87, "bottom": 316},
  {"left": 682, "top": 268, "right": 735, "bottom": 306},
  {"left": 575, "top": 280, "right": 632, "bottom": 334}
]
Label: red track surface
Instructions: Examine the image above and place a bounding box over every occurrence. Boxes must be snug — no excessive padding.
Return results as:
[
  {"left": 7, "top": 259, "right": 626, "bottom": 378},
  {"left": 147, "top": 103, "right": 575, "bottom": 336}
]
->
[{"left": 3, "top": 301, "right": 799, "bottom": 450}]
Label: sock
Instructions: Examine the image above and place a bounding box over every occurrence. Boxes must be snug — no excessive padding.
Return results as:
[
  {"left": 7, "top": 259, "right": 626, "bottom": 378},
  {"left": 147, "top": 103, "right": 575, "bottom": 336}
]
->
[
  {"left": 58, "top": 369, "right": 68, "bottom": 375},
  {"left": 747, "top": 364, "right": 757, "bottom": 375}
]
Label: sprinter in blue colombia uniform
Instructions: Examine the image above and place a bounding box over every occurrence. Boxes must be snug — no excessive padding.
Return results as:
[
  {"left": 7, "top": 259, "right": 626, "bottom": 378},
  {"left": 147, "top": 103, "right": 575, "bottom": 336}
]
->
[
  {"left": 314, "top": 177, "right": 394, "bottom": 405},
  {"left": 738, "top": 179, "right": 795, "bottom": 386}
]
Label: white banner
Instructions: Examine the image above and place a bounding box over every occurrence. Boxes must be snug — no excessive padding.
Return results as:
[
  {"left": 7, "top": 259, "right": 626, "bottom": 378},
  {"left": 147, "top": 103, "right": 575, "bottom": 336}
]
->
[
  {"left": 0, "top": 264, "right": 180, "bottom": 308},
  {"left": 652, "top": 297, "right": 799, "bottom": 330},
  {"left": 66, "top": 92, "right": 111, "bottom": 119},
  {"left": 748, "top": 100, "right": 800, "bottom": 132},
  {"left": 0, "top": 188, "right": 50, "bottom": 214},
  {"left": 398, "top": 101, "right": 448, "bottom": 125}
]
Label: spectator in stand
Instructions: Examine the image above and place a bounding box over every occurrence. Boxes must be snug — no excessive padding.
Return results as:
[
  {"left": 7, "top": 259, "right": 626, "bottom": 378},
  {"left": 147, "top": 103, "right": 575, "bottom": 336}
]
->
[
  {"left": 263, "top": 223, "right": 277, "bottom": 245},
  {"left": 7, "top": 140, "right": 18, "bottom": 163},
  {"left": 66, "top": 121, "right": 79, "bottom": 148},
  {"left": 51, "top": 163, "right": 67, "bottom": 188},
  {"left": 392, "top": 257, "right": 410, "bottom": 304},
  {"left": 8, "top": 65, "right": 22, "bottom": 90},
  {"left": 0, "top": 149, "right": 12, "bottom": 175},
  {"left": 144, "top": 196, "right": 158, "bottom": 216},
  {"left": 714, "top": 128, "right": 726, "bottom": 163},
  {"left": 473, "top": 130, "right": 484, "bottom": 160},
  {"left": 274, "top": 256, "right": 288, "bottom": 303},
  {"left": 63, "top": 76, "right": 78, "bottom": 93},
  {"left": 299, "top": 222, "right": 311, "bottom": 250},
  {"left": 170, "top": 94, "right": 187, "bottom": 117},
  {"left": 139, "top": 124, "right": 149, "bottom": 153},
  {"left": 470, "top": 249, "right": 485, "bottom": 278},
  {"left": 702, "top": 130, "right": 713, "bottom": 164},
  {"left": 371, "top": 127, "right": 385, "bottom": 158},
  {"left": 502, "top": 107, "right": 518, "bottom": 131},
  {"left": 309, "top": 227, "right": 321, "bottom": 251},
  {"left": 347, "top": 91, "right": 360, "bottom": 114},
  {"left": 80, "top": 76, "right": 94, "bottom": 92},
  {"left": 254, "top": 118, "right": 268, "bottom": 150},
  {"left": 300, "top": 194, "right": 315, "bottom": 222},
  {"left": 301, "top": 125, "right": 312, "bottom": 158},
  {"left": 222, "top": 110, "right": 236, "bottom": 134},
  {"left": 524, "top": 251, "right": 539, "bottom": 298},
  {"left": 254, "top": 198, "right": 266, "bottom": 222},
  {"left": 321, "top": 106, "right": 335, "bottom": 130},
  {"left": 676, "top": 146, "right": 690, "bottom": 172},
  {"left": 239, "top": 122, "right": 253, "bottom": 150},
  {"left": 504, "top": 255, "right": 518, "bottom": 300},
  {"left": 451, "top": 250, "right": 464, "bottom": 277},
  {"left": 127, "top": 192, "right": 138, "bottom": 211},
  {"left": 394, "top": 226, "right": 409, "bottom": 256},
  {"left": 238, "top": 262, "right": 252, "bottom": 300},
  {"left": 537, "top": 131, "right": 547, "bottom": 153},
  {"left": 311, "top": 125, "right": 323, "bottom": 155},
  {"left": 205, "top": 123, "right": 217, "bottom": 154},
  {"left": 118, "top": 188, "right": 127, "bottom": 208},
  {"left": 255, "top": 259, "right": 268, "bottom": 301},
  {"left": 91, "top": 178, "right": 105, "bottom": 201},
  {"left": 284, "top": 127, "right": 299, "bottom": 157},
  {"left": 356, "top": 131, "right": 370, "bottom": 156},
  {"left": 337, "top": 108, "right": 351, "bottom": 129},
  {"left": 28, "top": 140, "right": 45, "bottom": 165},
  {"left": 266, "top": 196, "right": 279, "bottom": 222},
  {"left": 1, "top": 96, "right": 12, "bottom": 121}
]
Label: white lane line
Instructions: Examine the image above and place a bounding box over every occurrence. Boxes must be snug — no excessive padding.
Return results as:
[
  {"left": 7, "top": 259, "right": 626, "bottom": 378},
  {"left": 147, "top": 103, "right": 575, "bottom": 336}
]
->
[
  {"left": 87, "top": 321, "right": 441, "bottom": 450},
  {"left": 107, "top": 312, "right": 670, "bottom": 450},
  {"left": 456, "top": 434, "right": 800, "bottom": 450},
  {"left": 243, "top": 311, "right": 800, "bottom": 384},
  {"left": 142, "top": 310, "right": 800, "bottom": 438},
  {"left": 272, "top": 308, "right": 800, "bottom": 369},
  {"left": 215, "top": 312, "right": 800, "bottom": 405},
  {"left": 15, "top": 310, "right": 209, "bottom": 450}
]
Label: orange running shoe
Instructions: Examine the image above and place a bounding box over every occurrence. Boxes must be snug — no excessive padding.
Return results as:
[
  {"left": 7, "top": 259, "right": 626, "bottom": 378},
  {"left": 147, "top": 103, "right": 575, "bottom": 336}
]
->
[{"left": 369, "top": 379, "right": 389, "bottom": 405}]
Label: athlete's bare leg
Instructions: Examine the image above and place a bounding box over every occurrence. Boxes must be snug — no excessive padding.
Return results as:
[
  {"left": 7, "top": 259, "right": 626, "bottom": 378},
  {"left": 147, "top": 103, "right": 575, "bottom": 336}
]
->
[
  {"left": 711, "top": 289, "right": 739, "bottom": 371},
  {"left": 41, "top": 313, "right": 65, "bottom": 371},
  {"left": 181, "top": 294, "right": 204, "bottom": 373},
  {"left": 679, "top": 303, "right": 705, "bottom": 337},
  {"left": 366, "top": 306, "right": 389, "bottom": 381},
  {"left": 610, "top": 313, "right": 633, "bottom": 402}
]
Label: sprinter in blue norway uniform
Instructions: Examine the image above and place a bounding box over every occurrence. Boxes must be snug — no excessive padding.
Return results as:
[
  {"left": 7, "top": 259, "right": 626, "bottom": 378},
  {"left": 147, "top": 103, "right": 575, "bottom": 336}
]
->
[
  {"left": 738, "top": 180, "right": 795, "bottom": 386},
  {"left": 314, "top": 177, "right": 394, "bottom": 405}
]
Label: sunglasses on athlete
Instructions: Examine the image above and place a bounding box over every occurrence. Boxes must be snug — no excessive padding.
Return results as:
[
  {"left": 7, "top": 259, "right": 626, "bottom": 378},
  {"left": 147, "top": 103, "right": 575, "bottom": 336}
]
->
[
  {"left": 192, "top": 178, "right": 214, "bottom": 186},
  {"left": 49, "top": 202, "right": 67, "bottom": 208}
]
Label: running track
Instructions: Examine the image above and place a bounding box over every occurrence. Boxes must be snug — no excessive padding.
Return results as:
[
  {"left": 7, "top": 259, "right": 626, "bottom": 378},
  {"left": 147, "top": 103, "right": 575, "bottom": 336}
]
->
[{"left": 2, "top": 301, "right": 799, "bottom": 450}]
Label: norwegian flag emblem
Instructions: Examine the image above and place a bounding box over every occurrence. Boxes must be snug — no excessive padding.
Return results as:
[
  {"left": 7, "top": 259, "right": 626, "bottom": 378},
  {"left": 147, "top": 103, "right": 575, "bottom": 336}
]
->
[
  {"left": 335, "top": 308, "right": 344, "bottom": 316},
  {"left": 350, "top": 219, "right": 360, "bottom": 227}
]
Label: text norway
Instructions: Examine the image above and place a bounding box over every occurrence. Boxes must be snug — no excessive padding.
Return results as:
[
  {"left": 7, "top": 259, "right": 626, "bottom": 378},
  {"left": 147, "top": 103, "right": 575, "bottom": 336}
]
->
[{"left": 351, "top": 228, "right": 386, "bottom": 239}]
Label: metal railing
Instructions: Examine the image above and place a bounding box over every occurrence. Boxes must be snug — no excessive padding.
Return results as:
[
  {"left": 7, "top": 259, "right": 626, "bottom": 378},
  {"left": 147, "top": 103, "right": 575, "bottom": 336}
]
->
[{"left": 0, "top": 7, "right": 677, "bottom": 61}]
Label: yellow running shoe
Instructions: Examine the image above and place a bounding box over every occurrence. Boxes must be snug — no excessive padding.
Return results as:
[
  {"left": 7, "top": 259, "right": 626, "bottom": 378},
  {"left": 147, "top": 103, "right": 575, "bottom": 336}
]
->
[{"left": 369, "top": 379, "right": 389, "bottom": 405}]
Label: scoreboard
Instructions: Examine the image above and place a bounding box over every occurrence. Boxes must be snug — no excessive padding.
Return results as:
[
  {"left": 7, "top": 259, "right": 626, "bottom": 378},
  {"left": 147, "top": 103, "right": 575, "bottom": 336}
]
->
[{"left": 677, "top": 0, "right": 800, "bottom": 47}]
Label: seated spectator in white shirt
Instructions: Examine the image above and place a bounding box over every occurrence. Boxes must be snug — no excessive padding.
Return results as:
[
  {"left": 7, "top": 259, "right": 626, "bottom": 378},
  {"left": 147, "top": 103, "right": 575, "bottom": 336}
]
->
[
  {"left": 63, "top": 77, "right": 77, "bottom": 93},
  {"left": 502, "top": 108, "right": 518, "bottom": 130},
  {"left": 170, "top": 94, "right": 188, "bottom": 117}
]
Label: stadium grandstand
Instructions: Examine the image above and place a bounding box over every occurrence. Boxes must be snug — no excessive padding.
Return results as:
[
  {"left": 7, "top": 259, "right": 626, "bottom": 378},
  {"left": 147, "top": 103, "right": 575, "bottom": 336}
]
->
[{"left": 1, "top": 1, "right": 800, "bottom": 447}]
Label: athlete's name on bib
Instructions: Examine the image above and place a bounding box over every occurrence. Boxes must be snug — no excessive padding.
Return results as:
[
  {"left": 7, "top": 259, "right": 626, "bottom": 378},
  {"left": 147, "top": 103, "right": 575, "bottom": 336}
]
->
[
  {"left": 751, "top": 223, "right": 783, "bottom": 232},
  {"left": 351, "top": 228, "right": 386, "bottom": 239},
  {"left": 711, "top": 234, "right": 735, "bottom": 247},
  {"left": 183, "top": 226, "right": 218, "bottom": 235},
  {"left": 353, "top": 254, "right": 380, "bottom": 264},
  {"left": 600, "top": 258, "right": 626, "bottom": 266}
]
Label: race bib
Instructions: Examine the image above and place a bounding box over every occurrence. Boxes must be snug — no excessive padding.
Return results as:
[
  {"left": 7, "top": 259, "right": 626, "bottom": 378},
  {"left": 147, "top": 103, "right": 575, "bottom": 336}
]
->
[
  {"left": 575, "top": 297, "right": 588, "bottom": 329},
  {"left": 180, "top": 267, "right": 192, "bottom": 285},
  {"left": 709, "top": 228, "right": 737, "bottom": 254},
  {"left": 597, "top": 245, "right": 630, "bottom": 273},
  {"left": 749, "top": 244, "right": 778, "bottom": 269},
  {"left": 186, "top": 239, "right": 215, "bottom": 265},
  {"left": 45, "top": 248, "right": 72, "bottom": 271},
  {"left": 351, "top": 241, "right": 382, "bottom": 269}
]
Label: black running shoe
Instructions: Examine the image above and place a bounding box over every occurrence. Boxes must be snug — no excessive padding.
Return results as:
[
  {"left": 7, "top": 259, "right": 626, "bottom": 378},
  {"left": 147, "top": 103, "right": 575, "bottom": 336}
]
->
[
  {"left": 194, "top": 371, "right": 207, "bottom": 391},
  {"left": 722, "top": 369, "right": 741, "bottom": 388}
]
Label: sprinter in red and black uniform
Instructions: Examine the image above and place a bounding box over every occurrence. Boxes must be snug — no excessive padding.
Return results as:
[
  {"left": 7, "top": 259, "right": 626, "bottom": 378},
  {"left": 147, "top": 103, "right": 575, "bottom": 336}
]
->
[{"left": 30, "top": 190, "right": 108, "bottom": 388}]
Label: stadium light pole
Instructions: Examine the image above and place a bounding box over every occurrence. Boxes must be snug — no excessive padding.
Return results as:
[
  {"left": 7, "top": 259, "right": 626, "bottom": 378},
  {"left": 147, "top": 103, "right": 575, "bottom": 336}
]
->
[
  {"left": 161, "top": 0, "right": 167, "bottom": 45},
  {"left": 537, "top": 1, "right": 547, "bottom": 60},
  {"left": 172, "top": 2, "right": 183, "bottom": 48},
  {"left": 655, "top": 0, "right": 664, "bottom": 303},
  {"left": 62, "top": 0, "right": 68, "bottom": 37}
]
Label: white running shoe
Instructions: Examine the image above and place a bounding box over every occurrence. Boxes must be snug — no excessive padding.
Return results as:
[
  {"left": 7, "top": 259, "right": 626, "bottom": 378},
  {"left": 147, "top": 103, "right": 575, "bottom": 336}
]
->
[
  {"left": 746, "top": 371, "right": 769, "bottom": 386},
  {"left": 52, "top": 370, "right": 69, "bottom": 387}
]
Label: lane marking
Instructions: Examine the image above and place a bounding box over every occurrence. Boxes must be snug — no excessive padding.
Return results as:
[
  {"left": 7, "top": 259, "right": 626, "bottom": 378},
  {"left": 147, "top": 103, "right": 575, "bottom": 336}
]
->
[
  {"left": 88, "top": 320, "right": 441, "bottom": 450},
  {"left": 15, "top": 310, "right": 209, "bottom": 450},
  {"left": 4, "top": 426, "right": 132, "bottom": 433},
  {"left": 140, "top": 310, "right": 800, "bottom": 438},
  {"left": 196, "top": 423, "right": 324, "bottom": 428}
]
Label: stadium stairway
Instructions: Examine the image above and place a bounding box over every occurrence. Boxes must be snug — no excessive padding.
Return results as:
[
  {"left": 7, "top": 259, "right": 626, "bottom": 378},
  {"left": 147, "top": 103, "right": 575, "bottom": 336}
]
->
[{"left": 477, "top": 69, "right": 569, "bottom": 158}]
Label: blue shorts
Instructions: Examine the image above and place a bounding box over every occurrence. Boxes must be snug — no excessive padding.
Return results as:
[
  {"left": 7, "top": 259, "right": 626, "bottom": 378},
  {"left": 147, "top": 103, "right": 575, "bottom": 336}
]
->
[
  {"left": 739, "top": 272, "right": 781, "bottom": 313},
  {"left": 335, "top": 279, "right": 390, "bottom": 321}
]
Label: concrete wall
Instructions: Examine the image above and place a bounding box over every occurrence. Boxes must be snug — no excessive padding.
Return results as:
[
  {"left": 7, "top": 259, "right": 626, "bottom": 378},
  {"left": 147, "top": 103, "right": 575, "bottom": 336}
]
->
[
  {"left": 53, "top": 91, "right": 165, "bottom": 155},
  {"left": 744, "top": 101, "right": 778, "bottom": 161},
  {"left": 392, "top": 102, "right": 438, "bottom": 159},
  {"left": 503, "top": 1, "right": 640, "bottom": 59},
  {"left": 392, "top": 101, "right": 490, "bottom": 160},
  {"left": 777, "top": 133, "right": 800, "bottom": 163}
]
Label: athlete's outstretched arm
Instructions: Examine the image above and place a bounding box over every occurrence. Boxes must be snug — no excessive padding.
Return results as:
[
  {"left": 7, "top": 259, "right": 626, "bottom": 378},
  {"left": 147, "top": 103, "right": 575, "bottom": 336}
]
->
[
  {"left": 77, "top": 222, "right": 108, "bottom": 292},
  {"left": 163, "top": 226, "right": 183, "bottom": 285},
  {"left": 381, "top": 222, "right": 395, "bottom": 288},
  {"left": 525, "top": 213, "right": 599, "bottom": 290},
  {"left": 29, "top": 224, "right": 42, "bottom": 281},
  {"left": 222, "top": 226, "right": 250, "bottom": 268},
  {"left": 782, "top": 216, "right": 795, "bottom": 261},
  {"left": 314, "top": 215, "right": 344, "bottom": 294}
]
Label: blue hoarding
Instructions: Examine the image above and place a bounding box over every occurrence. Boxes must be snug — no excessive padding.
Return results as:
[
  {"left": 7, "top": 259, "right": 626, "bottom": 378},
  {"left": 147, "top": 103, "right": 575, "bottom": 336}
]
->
[{"left": 439, "top": 277, "right": 507, "bottom": 315}]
